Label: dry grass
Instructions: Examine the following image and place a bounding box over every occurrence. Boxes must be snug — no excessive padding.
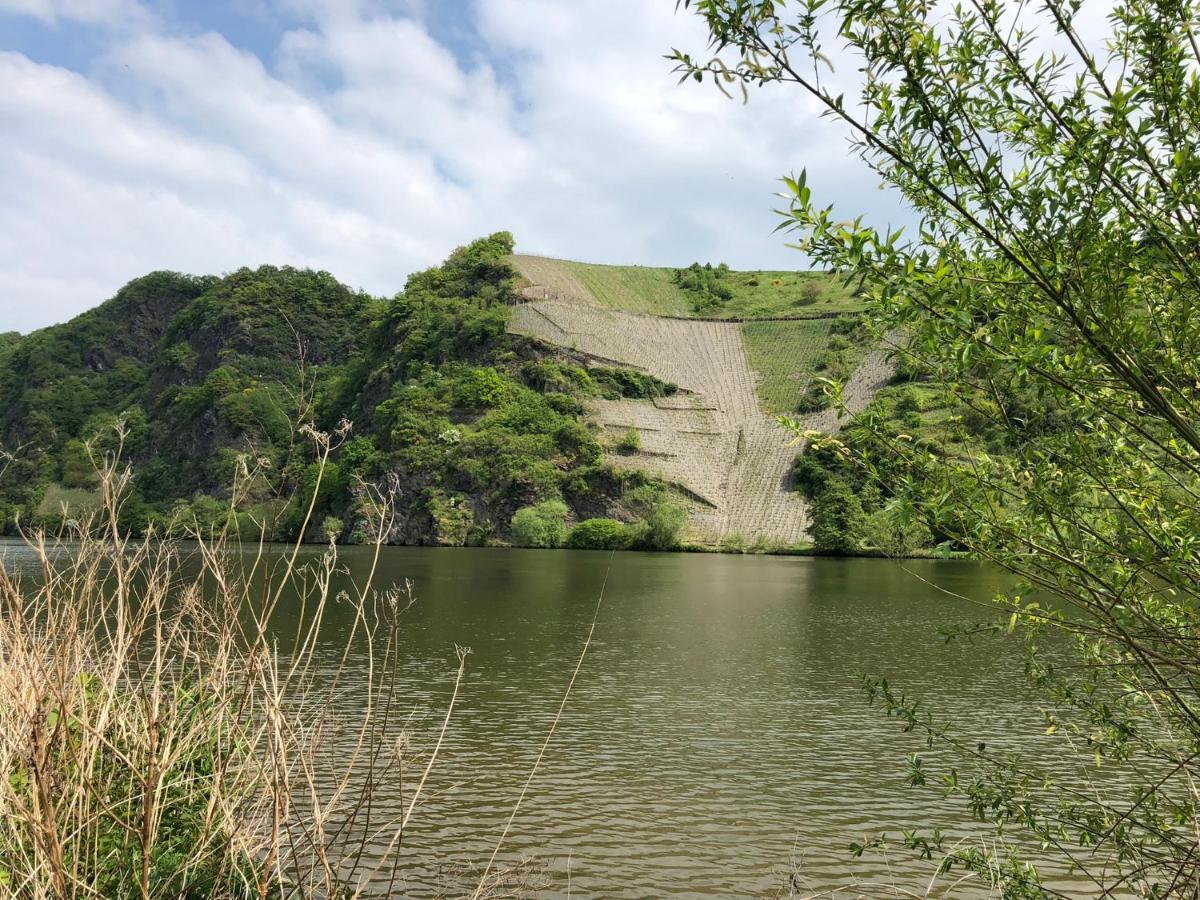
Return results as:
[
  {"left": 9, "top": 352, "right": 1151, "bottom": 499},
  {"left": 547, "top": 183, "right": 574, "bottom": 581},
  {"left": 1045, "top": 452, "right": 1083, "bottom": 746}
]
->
[{"left": 0, "top": 423, "right": 467, "bottom": 899}]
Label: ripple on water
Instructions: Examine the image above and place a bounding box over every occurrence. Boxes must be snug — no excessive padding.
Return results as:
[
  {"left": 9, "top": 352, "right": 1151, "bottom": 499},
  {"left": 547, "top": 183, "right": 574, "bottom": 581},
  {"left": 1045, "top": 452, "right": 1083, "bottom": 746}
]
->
[{"left": 4, "top": 543, "right": 1082, "bottom": 898}]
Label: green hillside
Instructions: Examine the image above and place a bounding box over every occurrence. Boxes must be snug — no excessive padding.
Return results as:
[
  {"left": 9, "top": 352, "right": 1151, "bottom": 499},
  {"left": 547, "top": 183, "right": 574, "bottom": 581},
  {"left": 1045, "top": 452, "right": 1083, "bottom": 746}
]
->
[
  {"left": 0, "top": 266, "right": 380, "bottom": 535},
  {"left": 0, "top": 235, "right": 685, "bottom": 549},
  {"left": 0, "top": 236, "right": 940, "bottom": 554},
  {"left": 510, "top": 255, "right": 865, "bottom": 319}
]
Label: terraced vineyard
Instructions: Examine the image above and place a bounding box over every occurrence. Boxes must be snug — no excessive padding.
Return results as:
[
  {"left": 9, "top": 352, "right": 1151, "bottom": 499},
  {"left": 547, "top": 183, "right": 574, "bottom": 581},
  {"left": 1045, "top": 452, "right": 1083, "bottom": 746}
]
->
[
  {"left": 508, "top": 297, "right": 895, "bottom": 547},
  {"left": 507, "top": 254, "right": 894, "bottom": 545},
  {"left": 509, "top": 300, "right": 796, "bottom": 541},
  {"left": 743, "top": 320, "right": 830, "bottom": 416}
]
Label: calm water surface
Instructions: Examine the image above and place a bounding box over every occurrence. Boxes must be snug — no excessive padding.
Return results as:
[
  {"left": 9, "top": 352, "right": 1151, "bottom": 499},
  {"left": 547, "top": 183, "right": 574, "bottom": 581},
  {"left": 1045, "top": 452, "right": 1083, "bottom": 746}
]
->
[{"left": 3, "top": 543, "right": 1058, "bottom": 897}]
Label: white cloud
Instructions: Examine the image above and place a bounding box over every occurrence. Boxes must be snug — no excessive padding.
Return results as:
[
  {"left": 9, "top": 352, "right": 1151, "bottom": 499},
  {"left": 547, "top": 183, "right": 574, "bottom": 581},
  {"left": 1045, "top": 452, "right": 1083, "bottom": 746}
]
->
[{"left": 0, "top": 1, "right": 898, "bottom": 333}]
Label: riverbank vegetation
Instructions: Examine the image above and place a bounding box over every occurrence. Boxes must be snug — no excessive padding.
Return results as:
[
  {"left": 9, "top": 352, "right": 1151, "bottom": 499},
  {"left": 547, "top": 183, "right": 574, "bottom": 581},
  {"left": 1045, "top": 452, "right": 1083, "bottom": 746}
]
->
[
  {"left": 0, "top": 432, "right": 475, "bottom": 898},
  {"left": 679, "top": 0, "right": 1200, "bottom": 893},
  {"left": 511, "top": 483, "right": 687, "bottom": 551}
]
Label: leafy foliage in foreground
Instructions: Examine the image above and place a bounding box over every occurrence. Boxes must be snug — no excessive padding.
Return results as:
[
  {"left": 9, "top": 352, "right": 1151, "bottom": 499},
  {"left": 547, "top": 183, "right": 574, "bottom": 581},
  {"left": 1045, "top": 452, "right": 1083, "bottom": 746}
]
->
[{"left": 679, "top": 0, "right": 1200, "bottom": 892}]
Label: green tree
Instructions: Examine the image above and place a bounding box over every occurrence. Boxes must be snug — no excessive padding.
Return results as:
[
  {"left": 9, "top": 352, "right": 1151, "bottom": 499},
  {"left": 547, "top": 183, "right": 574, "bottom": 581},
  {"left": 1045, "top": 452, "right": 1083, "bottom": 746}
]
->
[
  {"left": 678, "top": 0, "right": 1200, "bottom": 892},
  {"left": 808, "top": 477, "right": 865, "bottom": 555}
]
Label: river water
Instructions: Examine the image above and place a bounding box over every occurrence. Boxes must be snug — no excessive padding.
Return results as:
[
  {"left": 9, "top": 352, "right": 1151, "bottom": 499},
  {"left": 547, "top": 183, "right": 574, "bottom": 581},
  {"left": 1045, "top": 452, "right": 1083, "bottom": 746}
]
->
[
  {"left": 298, "top": 547, "right": 1040, "bottom": 897},
  {"left": 2, "top": 542, "right": 1064, "bottom": 897}
]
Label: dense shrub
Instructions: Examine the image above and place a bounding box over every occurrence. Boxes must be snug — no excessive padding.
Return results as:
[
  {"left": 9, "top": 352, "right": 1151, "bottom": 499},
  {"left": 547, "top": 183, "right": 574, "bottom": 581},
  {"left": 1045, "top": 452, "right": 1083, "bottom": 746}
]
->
[
  {"left": 625, "top": 484, "right": 688, "bottom": 550},
  {"left": 339, "top": 436, "right": 387, "bottom": 479},
  {"left": 673, "top": 262, "right": 734, "bottom": 313},
  {"left": 792, "top": 443, "right": 848, "bottom": 498},
  {"left": 554, "top": 419, "right": 602, "bottom": 465},
  {"left": 457, "top": 367, "right": 511, "bottom": 407},
  {"left": 590, "top": 367, "right": 678, "bottom": 400},
  {"left": 519, "top": 359, "right": 592, "bottom": 393},
  {"left": 510, "top": 499, "right": 570, "bottom": 548},
  {"left": 545, "top": 392, "right": 584, "bottom": 417},
  {"left": 632, "top": 501, "right": 687, "bottom": 550},
  {"left": 566, "top": 518, "right": 633, "bottom": 550}
]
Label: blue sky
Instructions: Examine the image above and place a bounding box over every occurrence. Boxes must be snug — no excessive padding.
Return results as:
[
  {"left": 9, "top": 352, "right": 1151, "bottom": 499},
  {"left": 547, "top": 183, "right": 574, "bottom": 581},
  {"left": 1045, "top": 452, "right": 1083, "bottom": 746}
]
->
[{"left": 0, "top": 0, "right": 905, "bottom": 332}]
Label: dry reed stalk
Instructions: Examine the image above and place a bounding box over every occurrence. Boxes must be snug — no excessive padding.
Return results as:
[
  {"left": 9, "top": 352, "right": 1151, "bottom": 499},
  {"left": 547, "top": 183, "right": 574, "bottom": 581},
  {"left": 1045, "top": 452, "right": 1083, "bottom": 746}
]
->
[{"left": 0, "top": 424, "right": 466, "bottom": 899}]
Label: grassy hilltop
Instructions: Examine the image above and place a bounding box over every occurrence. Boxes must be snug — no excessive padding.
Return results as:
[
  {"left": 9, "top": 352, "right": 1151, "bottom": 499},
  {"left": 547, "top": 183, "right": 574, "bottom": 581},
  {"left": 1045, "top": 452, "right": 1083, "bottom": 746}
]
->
[{"left": 510, "top": 254, "right": 865, "bottom": 319}]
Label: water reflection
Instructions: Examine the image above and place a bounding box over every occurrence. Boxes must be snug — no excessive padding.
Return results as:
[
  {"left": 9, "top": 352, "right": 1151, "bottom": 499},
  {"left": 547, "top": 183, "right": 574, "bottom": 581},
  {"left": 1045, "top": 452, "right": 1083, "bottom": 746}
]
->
[{"left": 1, "top": 541, "right": 1052, "bottom": 897}]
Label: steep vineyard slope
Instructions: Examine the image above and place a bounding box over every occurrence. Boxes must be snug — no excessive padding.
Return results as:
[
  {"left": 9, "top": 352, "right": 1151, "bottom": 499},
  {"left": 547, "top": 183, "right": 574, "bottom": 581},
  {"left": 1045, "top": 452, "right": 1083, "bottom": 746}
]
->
[{"left": 509, "top": 297, "right": 894, "bottom": 543}]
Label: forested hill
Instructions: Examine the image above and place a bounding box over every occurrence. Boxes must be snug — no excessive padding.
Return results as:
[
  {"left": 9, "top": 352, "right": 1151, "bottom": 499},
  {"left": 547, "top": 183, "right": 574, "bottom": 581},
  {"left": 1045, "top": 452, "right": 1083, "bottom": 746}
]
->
[
  {"left": 0, "top": 234, "right": 694, "bottom": 548},
  {"left": 0, "top": 234, "right": 950, "bottom": 553}
]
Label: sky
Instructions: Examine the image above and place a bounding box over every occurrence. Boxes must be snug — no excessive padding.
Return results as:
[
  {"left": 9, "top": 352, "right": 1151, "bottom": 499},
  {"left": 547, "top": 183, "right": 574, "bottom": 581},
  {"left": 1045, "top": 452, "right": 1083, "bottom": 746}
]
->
[{"left": 0, "top": 0, "right": 909, "bottom": 333}]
